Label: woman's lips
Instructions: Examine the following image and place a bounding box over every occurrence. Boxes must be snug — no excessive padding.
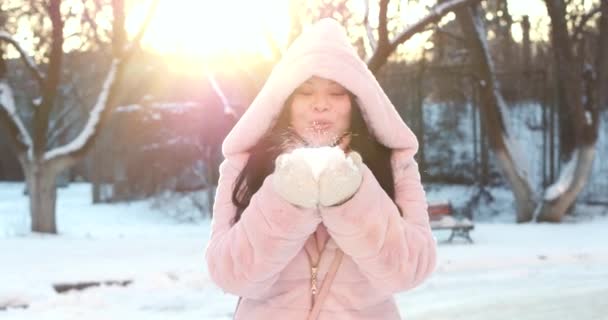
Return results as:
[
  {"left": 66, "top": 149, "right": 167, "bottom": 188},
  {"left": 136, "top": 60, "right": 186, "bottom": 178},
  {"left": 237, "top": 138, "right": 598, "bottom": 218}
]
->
[{"left": 310, "top": 120, "right": 332, "bottom": 130}]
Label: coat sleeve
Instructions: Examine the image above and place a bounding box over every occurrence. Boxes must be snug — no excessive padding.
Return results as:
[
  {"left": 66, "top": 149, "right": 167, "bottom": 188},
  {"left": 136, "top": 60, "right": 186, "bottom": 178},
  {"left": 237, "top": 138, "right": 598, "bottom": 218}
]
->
[
  {"left": 320, "top": 154, "right": 437, "bottom": 294},
  {"left": 205, "top": 158, "right": 322, "bottom": 298}
]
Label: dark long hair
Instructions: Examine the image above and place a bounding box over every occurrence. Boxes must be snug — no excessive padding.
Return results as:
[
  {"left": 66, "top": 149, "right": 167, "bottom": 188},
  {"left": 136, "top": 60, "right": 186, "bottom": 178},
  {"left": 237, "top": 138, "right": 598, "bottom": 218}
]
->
[{"left": 230, "top": 94, "right": 396, "bottom": 223}]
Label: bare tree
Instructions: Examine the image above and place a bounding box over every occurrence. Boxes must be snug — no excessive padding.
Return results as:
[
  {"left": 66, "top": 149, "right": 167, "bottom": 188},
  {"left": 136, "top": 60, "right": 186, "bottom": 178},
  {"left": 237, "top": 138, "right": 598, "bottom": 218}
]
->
[
  {"left": 598, "top": 0, "right": 608, "bottom": 112},
  {"left": 453, "top": 2, "right": 537, "bottom": 222},
  {"left": 296, "top": 0, "right": 539, "bottom": 221},
  {"left": 537, "top": 0, "right": 601, "bottom": 222},
  {"left": 365, "top": 0, "right": 481, "bottom": 73},
  {"left": 0, "top": 0, "right": 158, "bottom": 233},
  {"left": 364, "top": 0, "right": 603, "bottom": 223},
  {"left": 362, "top": 0, "right": 534, "bottom": 222},
  {"left": 432, "top": 0, "right": 603, "bottom": 222}
]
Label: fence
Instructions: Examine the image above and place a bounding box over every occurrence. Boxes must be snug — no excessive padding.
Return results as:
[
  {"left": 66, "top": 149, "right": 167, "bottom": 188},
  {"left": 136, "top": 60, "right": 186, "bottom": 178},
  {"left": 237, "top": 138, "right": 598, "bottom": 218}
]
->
[{"left": 377, "top": 63, "right": 608, "bottom": 205}]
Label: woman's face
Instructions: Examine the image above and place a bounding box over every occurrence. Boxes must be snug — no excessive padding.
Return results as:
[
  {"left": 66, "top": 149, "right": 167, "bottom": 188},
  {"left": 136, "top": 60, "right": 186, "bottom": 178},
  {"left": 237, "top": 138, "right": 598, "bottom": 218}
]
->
[{"left": 289, "top": 76, "right": 352, "bottom": 147}]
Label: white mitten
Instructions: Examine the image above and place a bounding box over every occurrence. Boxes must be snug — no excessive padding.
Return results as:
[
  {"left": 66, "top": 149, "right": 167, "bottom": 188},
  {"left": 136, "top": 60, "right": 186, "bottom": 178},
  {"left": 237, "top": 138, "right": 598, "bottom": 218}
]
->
[
  {"left": 318, "top": 151, "right": 364, "bottom": 207},
  {"left": 272, "top": 151, "right": 319, "bottom": 208}
]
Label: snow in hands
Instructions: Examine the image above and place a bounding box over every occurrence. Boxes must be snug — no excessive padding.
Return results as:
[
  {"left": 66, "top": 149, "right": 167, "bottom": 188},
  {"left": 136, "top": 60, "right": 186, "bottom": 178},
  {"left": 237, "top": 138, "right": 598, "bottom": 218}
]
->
[{"left": 277, "top": 146, "right": 358, "bottom": 181}]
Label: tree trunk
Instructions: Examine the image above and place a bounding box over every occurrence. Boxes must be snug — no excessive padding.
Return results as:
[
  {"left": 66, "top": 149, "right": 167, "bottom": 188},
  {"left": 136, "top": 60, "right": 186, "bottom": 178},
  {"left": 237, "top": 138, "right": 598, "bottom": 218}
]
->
[
  {"left": 415, "top": 62, "right": 426, "bottom": 175},
  {"left": 497, "top": 0, "right": 514, "bottom": 68},
  {"left": 545, "top": 0, "right": 586, "bottom": 159},
  {"left": 25, "top": 162, "right": 59, "bottom": 233},
  {"left": 598, "top": 0, "right": 608, "bottom": 111},
  {"left": 536, "top": 145, "right": 596, "bottom": 221},
  {"left": 1, "top": 1, "right": 158, "bottom": 234},
  {"left": 537, "top": 0, "right": 600, "bottom": 222},
  {"left": 521, "top": 15, "right": 531, "bottom": 72},
  {"left": 366, "top": 0, "right": 481, "bottom": 74},
  {"left": 455, "top": 2, "right": 537, "bottom": 222},
  {"left": 204, "top": 146, "right": 220, "bottom": 217},
  {"left": 92, "top": 140, "right": 103, "bottom": 203},
  {"left": 206, "top": 186, "right": 216, "bottom": 218}
]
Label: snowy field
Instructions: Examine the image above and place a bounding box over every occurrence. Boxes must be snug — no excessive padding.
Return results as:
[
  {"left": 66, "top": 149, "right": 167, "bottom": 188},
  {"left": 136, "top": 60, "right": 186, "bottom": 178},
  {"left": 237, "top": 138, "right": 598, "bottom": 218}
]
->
[{"left": 1, "top": 182, "right": 608, "bottom": 320}]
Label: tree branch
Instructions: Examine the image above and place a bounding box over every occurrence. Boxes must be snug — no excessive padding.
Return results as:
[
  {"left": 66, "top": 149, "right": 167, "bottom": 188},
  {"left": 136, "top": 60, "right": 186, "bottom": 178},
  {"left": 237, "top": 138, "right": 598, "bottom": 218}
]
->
[
  {"left": 0, "top": 81, "right": 32, "bottom": 156},
  {"left": 454, "top": 1, "right": 537, "bottom": 222},
  {"left": 111, "top": 0, "right": 126, "bottom": 57},
  {"left": 434, "top": 25, "right": 466, "bottom": 43},
  {"left": 47, "top": 99, "right": 82, "bottom": 148},
  {"left": 367, "top": 0, "right": 480, "bottom": 73},
  {"left": 261, "top": 23, "right": 284, "bottom": 59},
  {"left": 0, "top": 31, "right": 45, "bottom": 84},
  {"left": 363, "top": 0, "right": 377, "bottom": 52},
  {"left": 0, "top": 106, "right": 28, "bottom": 155},
  {"left": 598, "top": 0, "right": 608, "bottom": 112},
  {"left": 44, "top": 0, "right": 159, "bottom": 168},
  {"left": 572, "top": 5, "right": 601, "bottom": 40},
  {"left": 122, "top": 0, "right": 159, "bottom": 59},
  {"left": 44, "top": 59, "right": 119, "bottom": 163},
  {"left": 33, "top": 0, "right": 64, "bottom": 159},
  {"left": 80, "top": 0, "right": 105, "bottom": 49},
  {"left": 390, "top": 0, "right": 480, "bottom": 50},
  {"left": 207, "top": 72, "right": 238, "bottom": 120},
  {"left": 377, "top": 0, "right": 390, "bottom": 48}
]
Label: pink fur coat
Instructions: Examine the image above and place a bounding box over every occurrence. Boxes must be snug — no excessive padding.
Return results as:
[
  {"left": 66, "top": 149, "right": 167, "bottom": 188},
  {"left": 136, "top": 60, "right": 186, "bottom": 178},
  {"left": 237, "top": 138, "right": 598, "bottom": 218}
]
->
[{"left": 205, "top": 18, "right": 437, "bottom": 319}]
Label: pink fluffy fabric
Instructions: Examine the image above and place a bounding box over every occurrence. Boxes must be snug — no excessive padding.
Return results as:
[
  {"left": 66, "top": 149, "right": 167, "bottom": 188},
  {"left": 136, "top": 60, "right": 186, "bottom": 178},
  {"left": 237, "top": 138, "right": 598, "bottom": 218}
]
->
[
  {"left": 206, "top": 18, "right": 436, "bottom": 319},
  {"left": 221, "top": 18, "right": 419, "bottom": 160}
]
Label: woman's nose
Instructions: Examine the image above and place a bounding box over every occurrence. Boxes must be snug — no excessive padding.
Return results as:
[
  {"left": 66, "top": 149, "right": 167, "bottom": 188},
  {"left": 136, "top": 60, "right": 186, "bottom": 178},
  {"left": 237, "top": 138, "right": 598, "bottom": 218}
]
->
[
  {"left": 312, "top": 95, "right": 329, "bottom": 112},
  {"left": 313, "top": 104, "right": 328, "bottom": 112}
]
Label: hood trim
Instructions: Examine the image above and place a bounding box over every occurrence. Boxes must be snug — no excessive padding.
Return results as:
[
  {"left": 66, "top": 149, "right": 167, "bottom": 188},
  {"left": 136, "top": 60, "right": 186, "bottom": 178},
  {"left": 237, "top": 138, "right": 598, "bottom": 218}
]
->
[{"left": 221, "top": 18, "right": 418, "bottom": 160}]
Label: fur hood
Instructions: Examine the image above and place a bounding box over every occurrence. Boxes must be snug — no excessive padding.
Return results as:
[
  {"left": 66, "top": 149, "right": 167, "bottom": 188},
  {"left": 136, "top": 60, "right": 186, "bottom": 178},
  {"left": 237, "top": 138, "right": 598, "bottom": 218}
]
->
[{"left": 221, "top": 18, "right": 419, "bottom": 160}]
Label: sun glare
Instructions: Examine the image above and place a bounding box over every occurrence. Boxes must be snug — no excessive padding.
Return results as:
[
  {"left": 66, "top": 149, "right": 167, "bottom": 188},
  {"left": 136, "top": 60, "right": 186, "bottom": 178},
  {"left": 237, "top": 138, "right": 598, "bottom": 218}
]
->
[
  {"left": 124, "top": 0, "right": 553, "bottom": 67},
  {"left": 127, "top": 0, "right": 291, "bottom": 60}
]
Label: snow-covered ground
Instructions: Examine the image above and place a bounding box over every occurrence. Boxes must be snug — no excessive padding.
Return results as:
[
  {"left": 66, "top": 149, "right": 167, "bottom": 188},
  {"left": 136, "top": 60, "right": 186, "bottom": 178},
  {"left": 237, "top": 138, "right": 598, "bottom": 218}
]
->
[{"left": 1, "top": 182, "right": 607, "bottom": 319}]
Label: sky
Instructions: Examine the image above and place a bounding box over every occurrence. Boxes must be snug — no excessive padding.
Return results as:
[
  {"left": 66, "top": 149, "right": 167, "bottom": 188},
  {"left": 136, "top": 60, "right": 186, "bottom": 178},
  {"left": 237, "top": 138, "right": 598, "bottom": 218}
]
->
[
  {"left": 125, "top": 0, "right": 292, "bottom": 59},
  {"left": 124, "top": 0, "right": 556, "bottom": 61},
  {"left": 2, "top": 0, "right": 594, "bottom": 66}
]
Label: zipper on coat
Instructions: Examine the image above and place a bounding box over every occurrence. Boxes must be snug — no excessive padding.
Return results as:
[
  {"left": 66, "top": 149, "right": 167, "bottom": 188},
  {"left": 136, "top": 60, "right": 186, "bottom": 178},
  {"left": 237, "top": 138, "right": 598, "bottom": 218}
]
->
[
  {"left": 310, "top": 265, "right": 318, "bottom": 304},
  {"left": 306, "top": 210, "right": 323, "bottom": 306}
]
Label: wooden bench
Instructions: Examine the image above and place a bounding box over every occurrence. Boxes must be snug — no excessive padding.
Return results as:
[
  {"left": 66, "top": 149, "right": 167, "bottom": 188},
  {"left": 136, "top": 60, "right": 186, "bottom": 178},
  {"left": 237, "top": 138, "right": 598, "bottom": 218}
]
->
[{"left": 428, "top": 201, "right": 474, "bottom": 244}]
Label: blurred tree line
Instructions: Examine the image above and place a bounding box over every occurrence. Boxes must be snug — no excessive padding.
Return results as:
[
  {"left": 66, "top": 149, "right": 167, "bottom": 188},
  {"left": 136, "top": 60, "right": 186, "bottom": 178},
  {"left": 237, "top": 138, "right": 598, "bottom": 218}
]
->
[{"left": 0, "top": 0, "right": 606, "bottom": 233}]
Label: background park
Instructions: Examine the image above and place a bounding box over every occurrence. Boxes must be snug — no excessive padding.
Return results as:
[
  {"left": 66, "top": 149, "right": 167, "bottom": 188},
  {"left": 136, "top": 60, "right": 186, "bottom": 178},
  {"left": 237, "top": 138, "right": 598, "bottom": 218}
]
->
[{"left": 0, "top": 0, "right": 607, "bottom": 318}]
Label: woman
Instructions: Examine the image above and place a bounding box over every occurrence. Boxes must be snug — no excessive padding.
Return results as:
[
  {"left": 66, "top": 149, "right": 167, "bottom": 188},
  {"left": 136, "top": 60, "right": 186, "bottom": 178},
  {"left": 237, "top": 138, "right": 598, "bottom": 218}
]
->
[{"left": 205, "top": 18, "right": 437, "bottom": 319}]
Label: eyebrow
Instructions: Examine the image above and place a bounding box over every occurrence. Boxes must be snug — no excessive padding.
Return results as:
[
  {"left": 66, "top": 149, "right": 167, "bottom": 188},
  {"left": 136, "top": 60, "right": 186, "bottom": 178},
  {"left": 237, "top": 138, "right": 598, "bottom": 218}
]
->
[{"left": 301, "top": 79, "right": 345, "bottom": 88}]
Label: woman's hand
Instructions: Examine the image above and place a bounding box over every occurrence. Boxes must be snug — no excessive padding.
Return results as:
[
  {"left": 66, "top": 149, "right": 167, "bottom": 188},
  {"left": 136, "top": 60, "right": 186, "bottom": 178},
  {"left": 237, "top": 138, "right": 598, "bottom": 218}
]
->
[
  {"left": 318, "top": 150, "right": 364, "bottom": 207},
  {"left": 271, "top": 131, "right": 360, "bottom": 208},
  {"left": 272, "top": 151, "right": 319, "bottom": 208}
]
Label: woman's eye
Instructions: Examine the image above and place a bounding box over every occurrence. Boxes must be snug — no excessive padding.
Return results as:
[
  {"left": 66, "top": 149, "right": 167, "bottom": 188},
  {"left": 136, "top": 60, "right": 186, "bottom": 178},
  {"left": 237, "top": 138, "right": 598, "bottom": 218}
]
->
[{"left": 330, "top": 92, "right": 347, "bottom": 96}]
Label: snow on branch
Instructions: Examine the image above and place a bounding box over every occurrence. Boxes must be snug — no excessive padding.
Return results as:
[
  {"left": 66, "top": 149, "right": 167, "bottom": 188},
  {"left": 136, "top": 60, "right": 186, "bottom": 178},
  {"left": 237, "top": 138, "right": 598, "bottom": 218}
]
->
[
  {"left": 0, "top": 81, "right": 33, "bottom": 156},
  {"left": 43, "top": 59, "right": 119, "bottom": 162},
  {"left": 207, "top": 73, "right": 238, "bottom": 119},
  {"left": 42, "top": 0, "right": 157, "bottom": 165},
  {"left": 0, "top": 81, "right": 17, "bottom": 114},
  {"left": 0, "top": 31, "right": 45, "bottom": 84},
  {"left": 363, "top": 0, "right": 378, "bottom": 52},
  {"left": 390, "top": 0, "right": 480, "bottom": 48},
  {"left": 544, "top": 150, "right": 579, "bottom": 201}
]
